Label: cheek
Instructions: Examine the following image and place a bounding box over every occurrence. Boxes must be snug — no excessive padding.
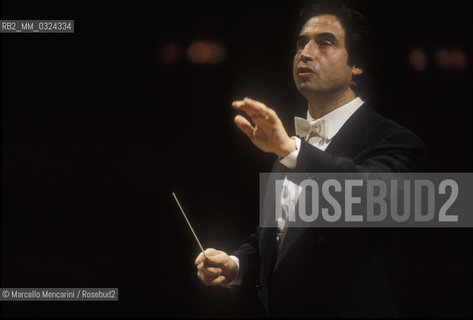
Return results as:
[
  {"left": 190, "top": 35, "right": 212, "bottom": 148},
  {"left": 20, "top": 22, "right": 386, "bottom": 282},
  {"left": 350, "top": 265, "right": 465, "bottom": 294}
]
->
[
  {"left": 292, "top": 55, "right": 299, "bottom": 79},
  {"left": 293, "top": 55, "right": 299, "bottom": 71},
  {"left": 329, "top": 56, "right": 351, "bottom": 77}
]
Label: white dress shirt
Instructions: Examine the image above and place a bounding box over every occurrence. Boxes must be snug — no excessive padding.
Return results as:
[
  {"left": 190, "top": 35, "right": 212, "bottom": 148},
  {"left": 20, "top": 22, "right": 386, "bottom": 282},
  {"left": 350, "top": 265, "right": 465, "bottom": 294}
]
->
[{"left": 280, "top": 96, "right": 365, "bottom": 168}]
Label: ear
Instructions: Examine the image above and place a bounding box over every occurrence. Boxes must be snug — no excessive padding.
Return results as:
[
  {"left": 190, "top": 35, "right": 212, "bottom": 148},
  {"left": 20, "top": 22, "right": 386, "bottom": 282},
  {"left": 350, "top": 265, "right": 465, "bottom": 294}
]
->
[{"left": 351, "top": 65, "right": 363, "bottom": 76}]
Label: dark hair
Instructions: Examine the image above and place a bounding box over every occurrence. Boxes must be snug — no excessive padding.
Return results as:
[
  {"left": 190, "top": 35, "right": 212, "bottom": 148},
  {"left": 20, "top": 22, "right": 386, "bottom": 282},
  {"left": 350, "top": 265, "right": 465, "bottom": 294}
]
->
[{"left": 296, "top": 1, "right": 375, "bottom": 94}]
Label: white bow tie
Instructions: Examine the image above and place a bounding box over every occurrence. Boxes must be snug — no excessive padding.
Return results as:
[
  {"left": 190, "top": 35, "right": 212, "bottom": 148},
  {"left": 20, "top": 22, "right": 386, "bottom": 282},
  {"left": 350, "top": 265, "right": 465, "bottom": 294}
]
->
[{"left": 294, "top": 117, "right": 327, "bottom": 141}]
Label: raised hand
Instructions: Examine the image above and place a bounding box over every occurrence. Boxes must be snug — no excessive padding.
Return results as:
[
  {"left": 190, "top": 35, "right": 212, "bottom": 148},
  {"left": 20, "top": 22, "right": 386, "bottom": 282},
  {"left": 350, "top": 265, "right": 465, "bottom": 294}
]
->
[{"left": 232, "top": 97, "right": 296, "bottom": 157}]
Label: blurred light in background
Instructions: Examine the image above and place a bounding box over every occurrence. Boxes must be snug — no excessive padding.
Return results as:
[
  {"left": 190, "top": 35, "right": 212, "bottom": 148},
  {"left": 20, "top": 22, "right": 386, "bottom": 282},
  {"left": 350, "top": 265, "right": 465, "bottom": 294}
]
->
[
  {"left": 187, "top": 41, "right": 226, "bottom": 64},
  {"left": 409, "top": 48, "right": 468, "bottom": 72},
  {"left": 450, "top": 49, "right": 468, "bottom": 71},
  {"left": 434, "top": 48, "right": 468, "bottom": 71},
  {"left": 160, "top": 43, "right": 181, "bottom": 64},
  {"left": 409, "top": 49, "right": 428, "bottom": 71}
]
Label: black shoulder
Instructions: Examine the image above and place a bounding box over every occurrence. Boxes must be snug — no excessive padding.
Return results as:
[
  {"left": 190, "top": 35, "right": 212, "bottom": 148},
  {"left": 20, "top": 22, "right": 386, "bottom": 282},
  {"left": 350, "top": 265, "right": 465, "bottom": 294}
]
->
[{"left": 369, "top": 112, "right": 426, "bottom": 150}]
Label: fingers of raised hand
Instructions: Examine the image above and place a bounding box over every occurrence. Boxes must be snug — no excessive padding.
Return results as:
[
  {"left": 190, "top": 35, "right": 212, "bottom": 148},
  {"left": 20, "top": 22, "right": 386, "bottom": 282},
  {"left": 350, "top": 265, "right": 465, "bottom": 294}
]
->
[{"left": 232, "top": 98, "right": 277, "bottom": 124}]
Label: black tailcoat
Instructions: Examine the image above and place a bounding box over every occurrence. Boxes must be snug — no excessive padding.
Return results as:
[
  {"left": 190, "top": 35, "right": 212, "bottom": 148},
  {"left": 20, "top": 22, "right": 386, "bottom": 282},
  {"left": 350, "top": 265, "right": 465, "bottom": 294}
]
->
[{"left": 233, "top": 104, "right": 427, "bottom": 318}]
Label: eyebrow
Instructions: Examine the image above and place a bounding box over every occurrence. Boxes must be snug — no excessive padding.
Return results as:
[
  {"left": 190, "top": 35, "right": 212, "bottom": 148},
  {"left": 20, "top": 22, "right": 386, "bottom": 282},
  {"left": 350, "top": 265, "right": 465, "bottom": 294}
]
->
[
  {"left": 297, "top": 32, "right": 338, "bottom": 43},
  {"left": 316, "top": 32, "right": 337, "bottom": 42}
]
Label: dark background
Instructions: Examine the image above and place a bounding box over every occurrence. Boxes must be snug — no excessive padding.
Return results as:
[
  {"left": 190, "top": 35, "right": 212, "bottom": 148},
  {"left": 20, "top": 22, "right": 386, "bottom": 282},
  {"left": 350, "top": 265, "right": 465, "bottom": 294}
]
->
[{"left": 1, "top": 0, "right": 471, "bottom": 318}]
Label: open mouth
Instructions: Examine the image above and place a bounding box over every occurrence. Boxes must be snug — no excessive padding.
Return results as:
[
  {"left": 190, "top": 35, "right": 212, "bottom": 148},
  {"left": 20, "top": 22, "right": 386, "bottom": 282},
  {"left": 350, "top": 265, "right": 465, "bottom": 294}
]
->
[
  {"left": 297, "top": 67, "right": 316, "bottom": 78},
  {"left": 297, "top": 66, "right": 315, "bottom": 74}
]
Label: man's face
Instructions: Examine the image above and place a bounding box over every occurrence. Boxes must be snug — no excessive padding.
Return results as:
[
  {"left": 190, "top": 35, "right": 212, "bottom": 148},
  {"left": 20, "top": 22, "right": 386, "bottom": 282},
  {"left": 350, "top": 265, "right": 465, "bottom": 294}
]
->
[{"left": 293, "top": 14, "right": 359, "bottom": 97}]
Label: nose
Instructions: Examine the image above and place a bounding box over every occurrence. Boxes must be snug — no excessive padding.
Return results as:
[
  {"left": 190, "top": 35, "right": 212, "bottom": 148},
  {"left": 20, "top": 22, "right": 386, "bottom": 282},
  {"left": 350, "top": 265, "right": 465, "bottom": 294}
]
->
[{"left": 300, "top": 41, "right": 316, "bottom": 62}]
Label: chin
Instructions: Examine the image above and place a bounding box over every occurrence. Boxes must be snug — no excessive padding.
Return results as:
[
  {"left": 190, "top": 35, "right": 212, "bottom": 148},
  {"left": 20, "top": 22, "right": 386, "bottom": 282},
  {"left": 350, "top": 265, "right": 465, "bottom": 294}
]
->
[{"left": 297, "top": 82, "right": 320, "bottom": 94}]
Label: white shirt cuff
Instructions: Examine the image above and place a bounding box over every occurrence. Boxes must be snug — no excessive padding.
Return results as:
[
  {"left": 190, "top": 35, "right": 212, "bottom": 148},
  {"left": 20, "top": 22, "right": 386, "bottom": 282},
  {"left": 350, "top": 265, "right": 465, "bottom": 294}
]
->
[
  {"left": 279, "top": 137, "right": 301, "bottom": 169},
  {"left": 223, "top": 255, "right": 242, "bottom": 287}
]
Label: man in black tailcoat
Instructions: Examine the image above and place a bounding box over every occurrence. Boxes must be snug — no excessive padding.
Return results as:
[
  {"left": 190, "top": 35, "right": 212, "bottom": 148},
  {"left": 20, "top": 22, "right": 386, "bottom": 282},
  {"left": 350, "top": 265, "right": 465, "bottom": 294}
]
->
[{"left": 195, "top": 2, "right": 427, "bottom": 317}]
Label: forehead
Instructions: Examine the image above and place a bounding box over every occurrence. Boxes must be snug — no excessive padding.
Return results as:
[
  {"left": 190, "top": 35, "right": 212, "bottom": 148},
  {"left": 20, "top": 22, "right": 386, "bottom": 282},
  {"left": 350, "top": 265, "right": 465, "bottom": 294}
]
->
[{"left": 298, "top": 14, "right": 346, "bottom": 39}]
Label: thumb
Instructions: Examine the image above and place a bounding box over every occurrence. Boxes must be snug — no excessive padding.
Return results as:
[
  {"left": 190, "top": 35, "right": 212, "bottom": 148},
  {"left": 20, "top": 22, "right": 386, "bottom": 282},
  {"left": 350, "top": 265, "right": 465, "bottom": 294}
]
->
[
  {"left": 203, "top": 254, "right": 220, "bottom": 266},
  {"left": 204, "top": 251, "right": 232, "bottom": 267}
]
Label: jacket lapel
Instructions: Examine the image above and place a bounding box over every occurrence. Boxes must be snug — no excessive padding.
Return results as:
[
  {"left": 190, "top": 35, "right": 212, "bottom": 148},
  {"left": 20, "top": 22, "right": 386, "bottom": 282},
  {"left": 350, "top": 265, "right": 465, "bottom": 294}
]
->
[
  {"left": 273, "top": 224, "right": 304, "bottom": 272},
  {"left": 325, "top": 104, "right": 375, "bottom": 157},
  {"left": 259, "top": 160, "right": 286, "bottom": 282}
]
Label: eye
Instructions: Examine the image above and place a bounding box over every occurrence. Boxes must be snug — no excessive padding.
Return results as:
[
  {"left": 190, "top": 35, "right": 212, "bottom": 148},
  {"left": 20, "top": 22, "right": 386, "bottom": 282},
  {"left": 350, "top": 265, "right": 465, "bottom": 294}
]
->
[
  {"left": 297, "top": 38, "right": 308, "bottom": 49},
  {"left": 319, "top": 40, "right": 332, "bottom": 47}
]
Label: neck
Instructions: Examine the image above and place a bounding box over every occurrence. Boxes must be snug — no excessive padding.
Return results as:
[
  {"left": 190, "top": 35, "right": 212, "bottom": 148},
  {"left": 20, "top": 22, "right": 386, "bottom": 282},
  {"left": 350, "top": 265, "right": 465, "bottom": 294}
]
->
[{"left": 306, "top": 87, "right": 357, "bottom": 119}]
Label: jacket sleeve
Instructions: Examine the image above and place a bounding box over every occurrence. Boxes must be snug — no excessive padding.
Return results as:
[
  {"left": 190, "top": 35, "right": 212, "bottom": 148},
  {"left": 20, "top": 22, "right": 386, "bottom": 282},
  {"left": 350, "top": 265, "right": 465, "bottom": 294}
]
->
[
  {"left": 231, "top": 229, "right": 260, "bottom": 286},
  {"left": 229, "top": 229, "right": 265, "bottom": 315}
]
